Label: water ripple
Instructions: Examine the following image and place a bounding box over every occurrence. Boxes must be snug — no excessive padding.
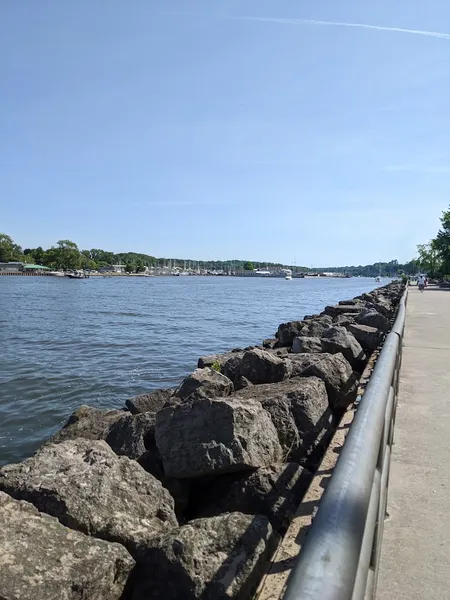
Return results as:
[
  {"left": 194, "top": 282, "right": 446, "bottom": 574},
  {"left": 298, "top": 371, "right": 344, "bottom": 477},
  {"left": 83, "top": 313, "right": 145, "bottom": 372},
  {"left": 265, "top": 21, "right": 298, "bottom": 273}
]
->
[{"left": 0, "top": 275, "right": 380, "bottom": 465}]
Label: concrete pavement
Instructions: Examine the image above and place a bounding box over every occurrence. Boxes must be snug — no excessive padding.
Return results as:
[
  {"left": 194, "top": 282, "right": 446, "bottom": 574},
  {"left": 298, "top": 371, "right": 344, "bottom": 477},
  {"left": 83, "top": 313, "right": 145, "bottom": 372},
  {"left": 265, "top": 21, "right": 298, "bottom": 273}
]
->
[{"left": 378, "top": 287, "right": 450, "bottom": 599}]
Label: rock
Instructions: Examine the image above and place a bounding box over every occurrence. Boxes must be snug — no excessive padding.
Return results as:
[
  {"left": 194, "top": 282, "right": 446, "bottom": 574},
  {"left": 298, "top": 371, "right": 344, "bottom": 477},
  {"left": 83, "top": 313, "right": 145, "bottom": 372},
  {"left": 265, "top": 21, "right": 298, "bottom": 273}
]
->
[
  {"left": 48, "top": 405, "right": 158, "bottom": 464},
  {"left": 155, "top": 397, "right": 283, "bottom": 479},
  {"left": 0, "top": 439, "right": 177, "bottom": 555},
  {"left": 198, "top": 350, "right": 243, "bottom": 371},
  {"left": 269, "top": 347, "right": 290, "bottom": 357},
  {"left": 132, "top": 512, "right": 279, "bottom": 600},
  {"left": 324, "top": 304, "right": 364, "bottom": 317},
  {"left": 292, "top": 336, "right": 323, "bottom": 354},
  {"left": 333, "top": 313, "right": 356, "bottom": 327},
  {"left": 46, "top": 405, "right": 123, "bottom": 445},
  {"left": 0, "top": 491, "right": 135, "bottom": 600},
  {"left": 234, "top": 377, "right": 332, "bottom": 467},
  {"left": 106, "top": 412, "right": 156, "bottom": 460},
  {"left": 234, "top": 375, "right": 253, "bottom": 391},
  {"left": 321, "top": 326, "right": 367, "bottom": 371},
  {"left": 233, "top": 348, "right": 291, "bottom": 385},
  {"left": 194, "top": 463, "right": 312, "bottom": 533},
  {"left": 276, "top": 321, "right": 306, "bottom": 346},
  {"left": 299, "top": 319, "right": 332, "bottom": 338},
  {"left": 347, "top": 323, "right": 383, "bottom": 352},
  {"left": 288, "top": 353, "right": 358, "bottom": 412},
  {"left": 355, "top": 308, "right": 390, "bottom": 332},
  {"left": 262, "top": 338, "right": 279, "bottom": 349},
  {"left": 338, "top": 298, "right": 361, "bottom": 306},
  {"left": 174, "top": 368, "right": 234, "bottom": 401},
  {"left": 126, "top": 388, "right": 176, "bottom": 414}
]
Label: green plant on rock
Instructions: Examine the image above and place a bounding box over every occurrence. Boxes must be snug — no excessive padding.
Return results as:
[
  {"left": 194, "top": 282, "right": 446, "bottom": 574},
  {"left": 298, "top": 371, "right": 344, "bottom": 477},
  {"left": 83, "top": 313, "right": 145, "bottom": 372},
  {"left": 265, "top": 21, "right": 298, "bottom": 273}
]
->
[{"left": 211, "top": 361, "right": 222, "bottom": 373}]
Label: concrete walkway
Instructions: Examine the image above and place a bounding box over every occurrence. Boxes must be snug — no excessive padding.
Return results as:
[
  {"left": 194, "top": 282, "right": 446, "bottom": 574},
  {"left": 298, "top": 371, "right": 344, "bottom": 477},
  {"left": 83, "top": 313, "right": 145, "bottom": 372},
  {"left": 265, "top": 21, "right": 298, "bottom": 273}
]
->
[{"left": 378, "top": 287, "right": 450, "bottom": 600}]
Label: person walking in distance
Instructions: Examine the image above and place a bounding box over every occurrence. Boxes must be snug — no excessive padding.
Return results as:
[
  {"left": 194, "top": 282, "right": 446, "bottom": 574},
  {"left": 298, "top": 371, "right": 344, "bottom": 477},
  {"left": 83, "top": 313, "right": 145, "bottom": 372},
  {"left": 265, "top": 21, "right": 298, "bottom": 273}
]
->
[{"left": 418, "top": 274, "right": 426, "bottom": 292}]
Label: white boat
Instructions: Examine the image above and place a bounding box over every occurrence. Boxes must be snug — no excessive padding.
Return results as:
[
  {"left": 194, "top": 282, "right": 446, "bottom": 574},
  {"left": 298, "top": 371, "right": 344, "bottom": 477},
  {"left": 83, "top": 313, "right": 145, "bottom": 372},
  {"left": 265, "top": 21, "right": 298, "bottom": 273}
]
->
[
  {"left": 47, "top": 271, "right": 65, "bottom": 277},
  {"left": 375, "top": 276, "right": 381, "bottom": 282},
  {"left": 285, "top": 269, "right": 293, "bottom": 280},
  {"left": 67, "top": 270, "right": 89, "bottom": 279}
]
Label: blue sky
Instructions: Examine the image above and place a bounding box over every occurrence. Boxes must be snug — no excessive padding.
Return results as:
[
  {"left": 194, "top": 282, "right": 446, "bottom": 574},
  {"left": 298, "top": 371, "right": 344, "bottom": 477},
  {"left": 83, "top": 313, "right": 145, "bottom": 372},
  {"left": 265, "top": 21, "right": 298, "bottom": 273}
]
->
[{"left": 1, "top": 0, "right": 450, "bottom": 266}]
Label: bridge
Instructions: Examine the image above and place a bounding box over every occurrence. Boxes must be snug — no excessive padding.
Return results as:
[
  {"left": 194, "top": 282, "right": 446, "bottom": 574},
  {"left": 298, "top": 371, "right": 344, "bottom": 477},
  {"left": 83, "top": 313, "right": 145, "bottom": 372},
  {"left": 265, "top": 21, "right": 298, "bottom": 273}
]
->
[{"left": 258, "top": 285, "right": 450, "bottom": 600}]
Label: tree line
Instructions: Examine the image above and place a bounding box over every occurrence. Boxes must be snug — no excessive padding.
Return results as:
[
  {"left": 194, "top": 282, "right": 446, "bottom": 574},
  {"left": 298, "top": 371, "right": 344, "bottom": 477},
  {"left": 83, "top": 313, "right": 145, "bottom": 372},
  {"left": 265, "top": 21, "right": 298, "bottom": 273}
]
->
[
  {"left": 1, "top": 219, "right": 448, "bottom": 276},
  {"left": 415, "top": 205, "right": 450, "bottom": 278}
]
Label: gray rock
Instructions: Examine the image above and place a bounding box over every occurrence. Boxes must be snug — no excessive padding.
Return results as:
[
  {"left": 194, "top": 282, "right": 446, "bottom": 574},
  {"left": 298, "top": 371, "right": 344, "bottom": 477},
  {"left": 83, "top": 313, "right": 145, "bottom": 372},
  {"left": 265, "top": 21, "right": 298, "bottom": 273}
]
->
[
  {"left": 0, "top": 439, "right": 177, "bottom": 555},
  {"left": 276, "top": 321, "right": 306, "bottom": 346},
  {"left": 106, "top": 412, "right": 156, "bottom": 459},
  {"left": 195, "top": 463, "right": 312, "bottom": 533},
  {"left": 292, "top": 336, "right": 323, "bottom": 354},
  {"left": 348, "top": 323, "right": 383, "bottom": 352},
  {"left": 333, "top": 313, "right": 356, "bottom": 327},
  {"left": 174, "top": 368, "right": 234, "bottom": 400},
  {"left": 125, "top": 388, "right": 176, "bottom": 414},
  {"left": 132, "top": 512, "right": 279, "bottom": 600},
  {"left": 288, "top": 353, "right": 358, "bottom": 412},
  {"left": 234, "top": 375, "right": 253, "bottom": 391},
  {"left": 355, "top": 308, "right": 390, "bottom": 332},
  {"left": 298, "top": 319, "right": 332, "bottom": 338},
  {"left": 262, "top": 338, "right": 279, "bottom": 349},
  {"left": 48, "top": 405, "right": 158, "bottom": 464},
  {"left": 46, "top": 405, "right": 123, "bottom": 446},
  {"left": 321, "top": 326, "right": 367, "bottom": 371},
  {"left": 235, "top": 377, "right": 332, "bottom": 467},
  {"left": 155, "top": 397, "right": 283, "bottom": 479},
  {"left": 324, "top": 304, "right": 364, "bottom": 317},
  {"left": 0, "top": 491, "right": 135, "bottom": 600},
  {"left": 198, "top": 350, "right": 243, "bottom": 370},
  {"left": 233, "top": 348, "right": 291, "bottom": 384}
]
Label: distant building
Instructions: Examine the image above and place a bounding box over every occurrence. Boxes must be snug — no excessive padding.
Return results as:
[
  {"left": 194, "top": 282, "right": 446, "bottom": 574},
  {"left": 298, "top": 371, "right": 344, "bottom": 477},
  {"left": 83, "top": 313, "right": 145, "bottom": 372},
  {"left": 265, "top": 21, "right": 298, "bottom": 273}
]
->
[
  {"left": 23, "top": 264, "right": 49, "bottom": 272},
  {"left": 0, "top": 262, "right": 24, "bottom": 272},
  {"left": 112, "top": 264, "right": 126, "bottom": 273}
]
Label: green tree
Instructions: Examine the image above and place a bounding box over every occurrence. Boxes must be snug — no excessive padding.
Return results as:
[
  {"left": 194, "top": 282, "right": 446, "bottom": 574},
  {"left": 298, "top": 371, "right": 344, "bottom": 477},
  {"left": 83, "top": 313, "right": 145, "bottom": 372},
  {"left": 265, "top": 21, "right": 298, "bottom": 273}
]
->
[
  {"left": 56, "top": 240, "right": 81, "bottom": 270},
  {"left": 0, "top": 233, "right": 24, "bottom": 262},
  {"left": 243, "top": 261, "right": 254, "bottom": 271},
  {"left": 434, "top": 206, "right": 450, "bottom": 275},
  {"left": 417, "top": 241, "right": 441, "bottom": 276},
  {"left": 125, "top": 262, "right": 135, "bottom": 273},
  {"left": 135, "top": 260, "right": 146, "bottom": 273}
]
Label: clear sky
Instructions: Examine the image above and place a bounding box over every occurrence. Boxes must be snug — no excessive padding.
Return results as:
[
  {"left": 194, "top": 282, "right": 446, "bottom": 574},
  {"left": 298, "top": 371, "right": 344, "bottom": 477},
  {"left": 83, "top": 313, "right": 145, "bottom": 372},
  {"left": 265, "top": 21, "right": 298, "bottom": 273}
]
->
[{"left": 2, "top": 0, "right": 450, "bottom": 266}]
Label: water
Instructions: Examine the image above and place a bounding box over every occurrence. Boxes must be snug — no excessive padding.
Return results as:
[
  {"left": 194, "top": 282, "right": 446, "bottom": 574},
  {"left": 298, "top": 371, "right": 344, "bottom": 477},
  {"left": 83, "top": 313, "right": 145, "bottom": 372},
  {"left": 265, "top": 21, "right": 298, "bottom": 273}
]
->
[{"left": 0, "top": 276, "right": 380, "bottom": 465}]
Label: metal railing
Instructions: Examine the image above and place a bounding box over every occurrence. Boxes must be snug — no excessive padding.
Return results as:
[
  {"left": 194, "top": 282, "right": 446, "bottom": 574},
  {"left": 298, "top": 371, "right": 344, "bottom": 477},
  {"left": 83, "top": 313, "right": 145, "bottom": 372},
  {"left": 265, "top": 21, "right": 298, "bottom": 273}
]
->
[{"left": 284, "top": 287, "right": 408, "bottom": 600}]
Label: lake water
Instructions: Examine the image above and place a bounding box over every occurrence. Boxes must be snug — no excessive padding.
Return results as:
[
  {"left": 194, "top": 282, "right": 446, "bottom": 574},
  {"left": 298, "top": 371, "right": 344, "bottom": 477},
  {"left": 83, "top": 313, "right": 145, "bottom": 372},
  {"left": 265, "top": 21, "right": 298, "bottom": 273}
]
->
[{"left": 0, "top": 275, "right": 381, "bottom": 466}]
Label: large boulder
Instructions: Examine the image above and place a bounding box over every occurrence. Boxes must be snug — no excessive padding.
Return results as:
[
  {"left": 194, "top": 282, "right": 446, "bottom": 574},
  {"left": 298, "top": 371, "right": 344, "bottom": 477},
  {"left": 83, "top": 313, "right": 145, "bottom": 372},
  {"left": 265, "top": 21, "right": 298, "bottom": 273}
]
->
[
  {"left": 229, "top": 348, "right": 291, "bottom": 385},
  {"left": 174, "top": 368, "right": 234, "bottom": 401},
  {"left": 298, "top": 318, "right": 332, "bottom": 338},
  {"left": 47, "top": 405, "right": 159, "bottom": 466},
  {"left": 324, "top": 304, "right": 364, "bottom": 317},
  {"left": 355, "top": 308, "right": 390, "bottom": 332},
  {"left": 198, "top": 350, "right": 243, "bottom": 371},
  {"left": 46, "top": 405, "right": 123, "bottom": 445},
  {"left": 347, "top": 323, "right": 383, "bottom": 352},
  {"left": 234, "top": 377, "right": 332, "bottom": 467},
  {"left": 155, "top": 397, "right": 283, "bottom": 479},
  {"left": 0, "top": 492, "right": 135, "bottom": 600},
  {"left": 292, "top": 336, "right": 323, "bottom": 354},
  {"left": 132, "top": 512, "right": 279, "bottom": 600},
  {"left": 288, "top": 353, "right": 358, "bottom": 412},
  {"left": 276, "top": 321, "right": 306, "bottom": 346},
  {"left": 321, "top": 326, "right": 367, "bottom": 371},
  {"left": 125, "top": 388, "right": 175, "bottom": 414},
  {"left": 193, "top": 463, "right": 312, "bottom": 533},
  {"left": 106, "top": 412, "right": 156, "bottom": 460},
  {"left": 0, "top": 439, "right": 177, "bottom": 556}
]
